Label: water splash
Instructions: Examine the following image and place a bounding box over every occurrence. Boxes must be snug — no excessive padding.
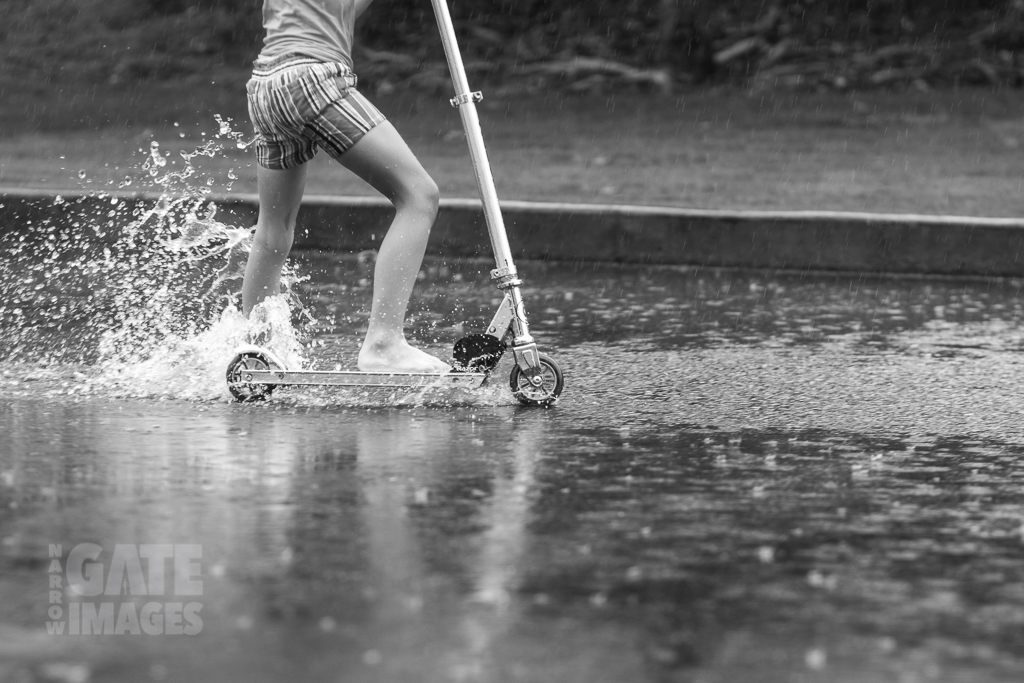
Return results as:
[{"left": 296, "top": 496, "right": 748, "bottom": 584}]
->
[
  {"left": 0, "top": 118, "right": 310, "bottom": 401},
  {"left": 96, "top": 295, "right": 305, "bottom": 401}
]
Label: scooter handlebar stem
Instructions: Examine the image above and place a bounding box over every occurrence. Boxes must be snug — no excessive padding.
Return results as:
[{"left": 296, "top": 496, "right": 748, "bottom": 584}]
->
[{"left": 429, "top": 0, "right": 516, "bottom": 273}]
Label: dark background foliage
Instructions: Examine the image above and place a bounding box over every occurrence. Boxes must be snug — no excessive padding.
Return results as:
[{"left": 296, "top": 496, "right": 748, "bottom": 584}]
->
[{"left": 2, "top": 1, "right": 1024, "bottom": 91}]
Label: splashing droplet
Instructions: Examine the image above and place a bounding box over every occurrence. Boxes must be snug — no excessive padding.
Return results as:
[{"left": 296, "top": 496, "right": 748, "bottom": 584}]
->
[
  {"left": 145, "top": 142, "right": 168, "bottom": 179},
  {"left": 77, "top": 170, "right": 87, "bottom": 180}
]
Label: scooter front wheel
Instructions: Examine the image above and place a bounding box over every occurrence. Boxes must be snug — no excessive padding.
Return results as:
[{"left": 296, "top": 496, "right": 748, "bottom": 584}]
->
[
  {"left": 509, "top": 354, "right": 563, "bottom": 406},
  {"left": 226, "top": 351, "right": 275, "bottom": 402}
]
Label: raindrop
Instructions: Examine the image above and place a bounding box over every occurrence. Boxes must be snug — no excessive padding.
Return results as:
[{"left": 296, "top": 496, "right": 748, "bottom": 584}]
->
[{"left": 77, "top": 170, "right": 87, "bottom": 179}]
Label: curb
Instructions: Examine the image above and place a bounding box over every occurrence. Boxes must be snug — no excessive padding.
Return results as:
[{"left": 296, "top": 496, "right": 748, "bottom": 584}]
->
[{"left": 2, "top": 187, "right": 1023, "bottom": 277}]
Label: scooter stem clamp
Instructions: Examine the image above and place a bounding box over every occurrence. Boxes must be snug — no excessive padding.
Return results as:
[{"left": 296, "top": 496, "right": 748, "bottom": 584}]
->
[
  {"left": 490, "top": 265, "right": 522, "bottom": 289},
  {"left": 450, "top": 91, "right": 483, "bottom": 108}
]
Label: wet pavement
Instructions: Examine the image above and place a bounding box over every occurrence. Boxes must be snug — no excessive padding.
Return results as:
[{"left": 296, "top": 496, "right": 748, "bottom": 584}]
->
[{"left": 4, "top": 255, "right": 1024, "bottom": 682}]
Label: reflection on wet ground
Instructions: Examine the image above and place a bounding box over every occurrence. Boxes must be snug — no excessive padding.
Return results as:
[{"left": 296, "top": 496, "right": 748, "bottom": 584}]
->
[{"left": 3, "top": 256, "right": 1024, "bottom": 682}]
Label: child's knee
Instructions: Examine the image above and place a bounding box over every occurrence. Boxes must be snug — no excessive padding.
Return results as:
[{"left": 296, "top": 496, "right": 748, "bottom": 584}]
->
[
  {"left": 420, "top": 176, "right": 440, "bottom": 213},
  {"left": 397, "top": 172, "right": 439, "bottom": 216},
  {"left": 411, "top": 174, "right": 439, "bottom": 213}
]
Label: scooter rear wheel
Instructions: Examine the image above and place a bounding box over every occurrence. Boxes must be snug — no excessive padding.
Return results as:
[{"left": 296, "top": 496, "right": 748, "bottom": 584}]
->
[
  {"left": 226, "top": 351, "right": 275, "bottom": 402},
  {"left": 509, "top": 354, "right": 563, "bottom": 406}
]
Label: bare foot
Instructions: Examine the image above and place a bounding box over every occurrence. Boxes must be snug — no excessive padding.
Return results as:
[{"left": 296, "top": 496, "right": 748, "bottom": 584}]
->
[{"left": 358, "top": 337, "right": 451, "bottom": 373}]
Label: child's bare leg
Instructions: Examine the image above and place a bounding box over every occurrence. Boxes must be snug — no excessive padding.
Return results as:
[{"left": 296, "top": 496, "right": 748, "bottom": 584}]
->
[
  {"left": 242, "top": 163, "right": 308, "bottom": 315},
  {"left": 337, "top": 121, "right": 449, "bottom": 373}
]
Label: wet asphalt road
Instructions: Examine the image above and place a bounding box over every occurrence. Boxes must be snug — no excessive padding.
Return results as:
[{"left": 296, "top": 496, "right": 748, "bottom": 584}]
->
[{"left": 3, "top": 256, "right": 1024, "bottom": 682}]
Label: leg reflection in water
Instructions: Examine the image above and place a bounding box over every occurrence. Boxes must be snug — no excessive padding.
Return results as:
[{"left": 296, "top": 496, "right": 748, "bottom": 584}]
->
[{"left": 274, "top": 409, "right": 549, "bottom": 680}]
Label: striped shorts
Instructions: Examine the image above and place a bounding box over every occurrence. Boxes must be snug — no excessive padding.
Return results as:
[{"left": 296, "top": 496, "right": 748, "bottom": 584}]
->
[{"left": 246, "top": 53, "right": 386, "bottom": 170}]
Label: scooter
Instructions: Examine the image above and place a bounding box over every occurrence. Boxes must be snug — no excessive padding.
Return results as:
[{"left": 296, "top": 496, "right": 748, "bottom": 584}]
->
[{"left": 225, "top": 0, "right": 564, "bottom": 406}]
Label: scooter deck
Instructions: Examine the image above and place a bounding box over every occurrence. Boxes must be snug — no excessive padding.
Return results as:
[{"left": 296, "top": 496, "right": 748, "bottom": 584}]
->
[{"left": 237, "top": 368, "right": 488, "bottom": 389}]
